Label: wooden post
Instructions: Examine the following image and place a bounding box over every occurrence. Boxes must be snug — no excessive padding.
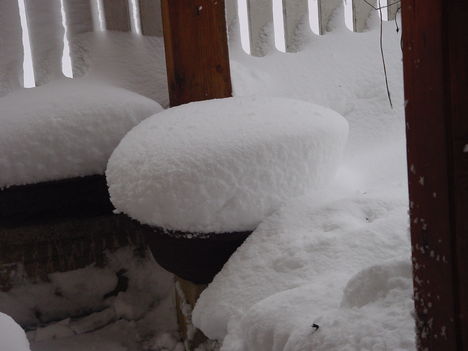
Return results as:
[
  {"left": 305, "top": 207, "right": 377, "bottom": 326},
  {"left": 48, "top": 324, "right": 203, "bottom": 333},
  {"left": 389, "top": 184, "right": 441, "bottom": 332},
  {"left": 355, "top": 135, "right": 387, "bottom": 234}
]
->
[
  {"left": 161, "top": 0, "right": 232, "bottom": 106},
  {"left": 402, "top": 0, "right": 468, "bottom": 349}
]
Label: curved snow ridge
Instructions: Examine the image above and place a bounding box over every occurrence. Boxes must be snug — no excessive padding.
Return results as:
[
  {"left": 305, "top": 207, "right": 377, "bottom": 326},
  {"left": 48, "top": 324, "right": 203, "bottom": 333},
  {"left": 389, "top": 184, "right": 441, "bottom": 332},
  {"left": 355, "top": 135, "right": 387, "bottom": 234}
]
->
[
  {"left": 192, "top": 192, "right": 410, "bottom": 341},
  {"left": 222, "top": 260, "right": 414, "bottom": 351},
  {"left": 0, "top": 312, "right": 30, "bottom": 351},
  {"left": 0, "top": 78, "right": 162, "bottom": 188},
  {"left": 106, "top": 96, "right": 349, "bottom": 233}
]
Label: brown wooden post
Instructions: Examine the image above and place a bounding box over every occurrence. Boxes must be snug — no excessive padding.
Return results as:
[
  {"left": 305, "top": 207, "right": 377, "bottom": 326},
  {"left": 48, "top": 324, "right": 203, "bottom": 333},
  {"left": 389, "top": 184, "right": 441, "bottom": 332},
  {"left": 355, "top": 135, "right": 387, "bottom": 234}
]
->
[
  {"left": 402, "top": 0, "right": 468, "bottom": 349},
  {"left": 161, "top": 0, "right": 232, "bottom": 106}
]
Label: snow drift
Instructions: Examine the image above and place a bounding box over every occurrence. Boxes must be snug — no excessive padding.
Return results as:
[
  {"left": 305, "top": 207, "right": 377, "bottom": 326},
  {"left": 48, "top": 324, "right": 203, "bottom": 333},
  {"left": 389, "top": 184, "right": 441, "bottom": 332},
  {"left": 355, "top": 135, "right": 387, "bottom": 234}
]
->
[{"left": 106, "top": 96, "right": 348, "bottom": 233}]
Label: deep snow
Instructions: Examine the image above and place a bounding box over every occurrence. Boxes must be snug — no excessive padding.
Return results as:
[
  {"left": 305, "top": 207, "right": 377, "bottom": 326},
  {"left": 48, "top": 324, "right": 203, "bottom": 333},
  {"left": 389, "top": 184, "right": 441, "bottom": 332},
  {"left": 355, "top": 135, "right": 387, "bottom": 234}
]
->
[
  {"left": 0, "top": 78, "right": 162, "bottom": 188},
  {"left": 0, "top": 312, "right": 30, "bottom": 351},
  {"left": 107, "top": 96, "right": 348, "bottom": 233},
  {"left": 0, "top": 3, "right": 413, "bottom": 351},
  {"left": 192, "top": 6, "right": 413, "bottom": 351}
]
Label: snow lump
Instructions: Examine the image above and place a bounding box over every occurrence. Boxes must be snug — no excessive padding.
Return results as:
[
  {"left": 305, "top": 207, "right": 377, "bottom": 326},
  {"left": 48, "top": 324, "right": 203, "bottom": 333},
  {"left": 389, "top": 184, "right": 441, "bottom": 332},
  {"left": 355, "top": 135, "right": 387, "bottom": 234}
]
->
[
  {"left": 0, "top": 78, "right": 162, "bottom": 188},
  {"left": 106, "top": 96, "right": 348, "bottom": 233},
  {"left": 0, "top": 312, "right": 30, "bottom": 351}
]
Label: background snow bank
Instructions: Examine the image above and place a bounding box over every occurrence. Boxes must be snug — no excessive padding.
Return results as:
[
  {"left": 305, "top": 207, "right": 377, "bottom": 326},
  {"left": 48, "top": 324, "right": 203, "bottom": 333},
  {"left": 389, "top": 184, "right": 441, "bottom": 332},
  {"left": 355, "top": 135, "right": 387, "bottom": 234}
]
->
[
  {"left": 107, "top": 96, "right": 348, "bottom": 233},
  {"left": 71, "top": 32, "right": 169, "bottom": 107},
  {"left": 0, "top": 313, "right": 30, "bottom": 351},
  {"left": 0, "top": 78, "right": 162, "bottom": 188}
]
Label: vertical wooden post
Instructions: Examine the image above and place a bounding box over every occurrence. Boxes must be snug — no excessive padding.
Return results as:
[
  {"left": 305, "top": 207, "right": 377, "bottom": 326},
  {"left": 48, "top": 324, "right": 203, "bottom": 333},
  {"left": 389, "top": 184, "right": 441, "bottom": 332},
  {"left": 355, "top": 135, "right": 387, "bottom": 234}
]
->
[
  {"left": 161, "top": 0, "right": 232, "bottom": 106},
  {"left": 402, "top": 0, "right": 468, "bottom": 349}
]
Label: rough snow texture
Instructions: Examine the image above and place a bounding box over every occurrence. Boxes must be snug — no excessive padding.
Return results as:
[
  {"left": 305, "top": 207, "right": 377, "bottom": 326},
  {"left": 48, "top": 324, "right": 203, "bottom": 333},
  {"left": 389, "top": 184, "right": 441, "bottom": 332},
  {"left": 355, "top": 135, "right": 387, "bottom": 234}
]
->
[
  {"left": 192, "top": 6, "right": 414, "bottom": 351},
  {"left": 107, "top": 96, "right": 348, "bottom": 233},
  {"left": 70, "top": 31, "right": 169, "bottom": 107},
  {"left": 1, "top": 248, "right": 180, "bottom": 351},
  {"left": 0, "top": 313, "right": 30, "bottom": 351},
  {"left": 0, "top": 78, "right": 162, "bottom": 188}
]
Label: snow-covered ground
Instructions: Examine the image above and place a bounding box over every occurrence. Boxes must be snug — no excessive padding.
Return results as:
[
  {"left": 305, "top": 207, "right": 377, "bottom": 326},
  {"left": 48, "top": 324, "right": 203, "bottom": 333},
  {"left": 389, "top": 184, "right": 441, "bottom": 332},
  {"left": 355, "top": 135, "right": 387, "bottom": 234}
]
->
[
  {"left": 1, "top": 4, "right": 413, "bottom": 351},
  {"left": 192, "top": 7, "right": 413, "bottom": 351}
]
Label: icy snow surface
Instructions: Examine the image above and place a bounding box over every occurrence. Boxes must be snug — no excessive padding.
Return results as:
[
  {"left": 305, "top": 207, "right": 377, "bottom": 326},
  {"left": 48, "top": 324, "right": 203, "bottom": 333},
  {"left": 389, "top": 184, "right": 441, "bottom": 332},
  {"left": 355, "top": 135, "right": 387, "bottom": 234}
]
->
[
  {"left": 193, "top": 7, "right": 413, "bottom": 351},
  {"left": 107, "top": 96, "right": 348, "bottom": 233},
  {"left": 0, "top": 78, "right": 162, "bottom": 187},
  {"left": 0, "top": 313, "right": 31, "bottom": 351}
]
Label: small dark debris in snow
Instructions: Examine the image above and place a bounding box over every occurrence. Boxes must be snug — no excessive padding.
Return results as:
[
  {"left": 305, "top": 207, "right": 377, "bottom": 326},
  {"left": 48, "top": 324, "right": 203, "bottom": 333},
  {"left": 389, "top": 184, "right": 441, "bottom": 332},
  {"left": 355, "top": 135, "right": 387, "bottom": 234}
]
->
[
  {"left": 312, "top": 323, "right": 320, "bottom": 331},
  {"left": 103, "top": 269, "right": 128, "bottom": 299}
]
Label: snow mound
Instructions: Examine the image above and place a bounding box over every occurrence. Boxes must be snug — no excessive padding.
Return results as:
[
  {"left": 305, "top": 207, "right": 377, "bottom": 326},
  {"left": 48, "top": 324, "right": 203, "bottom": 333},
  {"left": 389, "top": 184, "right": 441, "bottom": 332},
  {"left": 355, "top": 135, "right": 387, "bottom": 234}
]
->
[
  {"left": 223, "top": 260, "right": 414, "bottom": 351},
  {"left": 106, "top": 96, "right": 348, "bottom": 233},
  {"left": 0, "top": 312, "right": 30, "bottom": 351},
  {"left": 192, "top": 191, "right": 411, "bottom": 341},
  {"left": 70, "top": 31, "right": 169, "bottom": 107},
  {"left": 0, "top": 78, "right": 162, "bottom": 187}
]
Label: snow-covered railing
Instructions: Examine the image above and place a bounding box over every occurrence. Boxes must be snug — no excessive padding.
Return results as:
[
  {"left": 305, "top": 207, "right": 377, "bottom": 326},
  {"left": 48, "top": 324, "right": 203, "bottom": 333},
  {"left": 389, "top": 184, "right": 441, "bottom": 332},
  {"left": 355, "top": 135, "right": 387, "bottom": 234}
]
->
[
  {"left": 0, "top": 0, "right": 400, "bottom": 97},
  {"left": 229, "top": 0, "right": 400, "bottom": 55},
  {"left": 0, "top": 0, "right": 164, "bottom": 97}
]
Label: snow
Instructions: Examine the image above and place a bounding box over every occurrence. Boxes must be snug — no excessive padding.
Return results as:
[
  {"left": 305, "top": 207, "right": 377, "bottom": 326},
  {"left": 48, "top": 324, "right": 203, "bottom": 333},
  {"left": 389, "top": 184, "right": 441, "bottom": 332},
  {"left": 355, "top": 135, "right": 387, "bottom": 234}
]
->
[
  {"left": 70, "top": 31, "right": 169, "bottom": 107},
  {"left": 0, "top": 312, "right": 30, "bottom": 351},
  {"left": 191, "top": 7, "right": 413, "bottom": 351},
  {"left": 0, "top": 248, "right": 181, "bottom": 351},
  {"left": 1, "top": 3, "right": 414, "bottom": 351},
  {"left": 0, "top": 0, "right": 23, "bottom": 97},
  {"left": 107, "top": 96, "right": 348, "bottom": 233},
  {"left": 0, "top": 78, "right": 162, "bottom": 188}
]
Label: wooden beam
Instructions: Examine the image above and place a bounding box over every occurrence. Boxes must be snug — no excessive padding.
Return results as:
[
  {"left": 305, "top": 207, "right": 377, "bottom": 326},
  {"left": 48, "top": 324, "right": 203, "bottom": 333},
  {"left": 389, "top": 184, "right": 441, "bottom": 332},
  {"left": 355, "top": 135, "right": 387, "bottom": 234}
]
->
[
  {"left": 102, "top": 0, "right": 131, "bottom": 32},
  {"left": 402, "top": 0, "right": 468, "bottom": 349},
  {"left": 161, "top": 0, "right": 232, "bottom": 106}
]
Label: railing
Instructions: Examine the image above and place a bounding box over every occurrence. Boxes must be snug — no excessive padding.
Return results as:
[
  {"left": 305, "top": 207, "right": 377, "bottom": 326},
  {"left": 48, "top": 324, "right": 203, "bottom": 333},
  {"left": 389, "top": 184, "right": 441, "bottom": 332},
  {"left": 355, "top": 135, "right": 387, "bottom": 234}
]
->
[{"left": 0, "top": 0, "right": 400, "bottom": 98}]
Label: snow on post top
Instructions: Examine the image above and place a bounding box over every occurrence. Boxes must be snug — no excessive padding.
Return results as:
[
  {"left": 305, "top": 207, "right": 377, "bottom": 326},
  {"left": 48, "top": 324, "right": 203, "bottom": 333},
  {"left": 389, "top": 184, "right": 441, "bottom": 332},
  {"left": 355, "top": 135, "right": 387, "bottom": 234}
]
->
[
  {"left": 106, "top": 96, "right": 348, "bottom": 234},
  {"left": 0, "top": 312, "right": 30, "bottom": 351},
  {"left": 0, "top": 79, "right": 162, "bottom": 188}
]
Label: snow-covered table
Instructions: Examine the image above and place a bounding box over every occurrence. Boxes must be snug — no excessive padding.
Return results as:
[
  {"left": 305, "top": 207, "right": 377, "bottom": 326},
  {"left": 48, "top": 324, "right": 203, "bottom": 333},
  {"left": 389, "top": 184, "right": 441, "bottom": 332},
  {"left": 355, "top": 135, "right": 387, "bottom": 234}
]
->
[
  {"left": 0, "top": 79, "right": 162, "bottom": 286},
  {"left": 107, "top": 96, "right": 348, "bottom": 283}
]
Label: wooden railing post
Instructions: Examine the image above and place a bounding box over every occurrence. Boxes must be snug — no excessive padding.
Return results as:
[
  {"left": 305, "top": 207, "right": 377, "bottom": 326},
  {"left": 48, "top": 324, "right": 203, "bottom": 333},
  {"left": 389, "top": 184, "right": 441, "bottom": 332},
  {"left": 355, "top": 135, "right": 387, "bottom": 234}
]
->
[
  {"left": 402, "top": 0, "right": 468, "bottom": 349},
  {"left": 161, "top": 0, "right": 232, "bottom": 106}
]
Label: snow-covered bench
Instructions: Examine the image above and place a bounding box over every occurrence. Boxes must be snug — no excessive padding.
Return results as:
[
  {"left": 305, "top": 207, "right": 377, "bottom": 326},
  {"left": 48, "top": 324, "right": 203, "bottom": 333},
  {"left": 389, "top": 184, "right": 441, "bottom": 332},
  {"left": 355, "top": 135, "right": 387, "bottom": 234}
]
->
[
  {"left": 106, "top": 96, "right": 348, "bottom": 284},
  {"left": 0, "top": 79, "right": 162, "bottom": 286}
]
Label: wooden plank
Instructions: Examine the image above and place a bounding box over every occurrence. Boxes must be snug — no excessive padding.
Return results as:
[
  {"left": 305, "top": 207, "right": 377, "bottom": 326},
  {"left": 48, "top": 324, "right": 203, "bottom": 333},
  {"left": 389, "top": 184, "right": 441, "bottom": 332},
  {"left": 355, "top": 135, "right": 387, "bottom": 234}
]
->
[
  {"left": 161, "top": 0, "right": 232, "bottom": 106},
  {"left": 63, "top": 0, "right": 94, "bottom": 77},
  {"left": 102, "top": 0, "right": 131, "bottom": 31},
  {"left": 402, "top": 0, "right": 468, "bottom": 349},
  {"left": 0, "top": 0, "right": 23, "bottom": 96},
  {"left": 139, "top": 0, "right": 163, "bottom": 36},
  {"left": 24, "top": 0, "right": 64, "bottom": 85}
]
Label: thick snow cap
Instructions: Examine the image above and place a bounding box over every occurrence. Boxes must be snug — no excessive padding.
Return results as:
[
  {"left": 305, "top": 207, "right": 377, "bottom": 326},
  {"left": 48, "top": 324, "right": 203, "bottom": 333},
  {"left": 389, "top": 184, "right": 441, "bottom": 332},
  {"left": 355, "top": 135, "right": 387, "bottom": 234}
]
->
[
  {"left": 0, "top": 313, "right": 30, "bottom": 351},
  {"left": 0, "top": 78, "right": 162, "bottom": 188},
  {"left": 107, "top": 96, "right": 348, "bottom": 233}
]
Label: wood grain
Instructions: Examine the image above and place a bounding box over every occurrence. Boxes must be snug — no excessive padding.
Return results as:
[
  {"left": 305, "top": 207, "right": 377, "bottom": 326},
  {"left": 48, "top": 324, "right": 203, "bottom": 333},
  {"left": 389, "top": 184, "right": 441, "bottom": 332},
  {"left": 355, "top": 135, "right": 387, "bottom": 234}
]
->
[
  {"left": 402, "top": 0, "right": 468, "bottom": 349},
  {"left": 161, "top": 0, "right": 232, "bottom": 106}
]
